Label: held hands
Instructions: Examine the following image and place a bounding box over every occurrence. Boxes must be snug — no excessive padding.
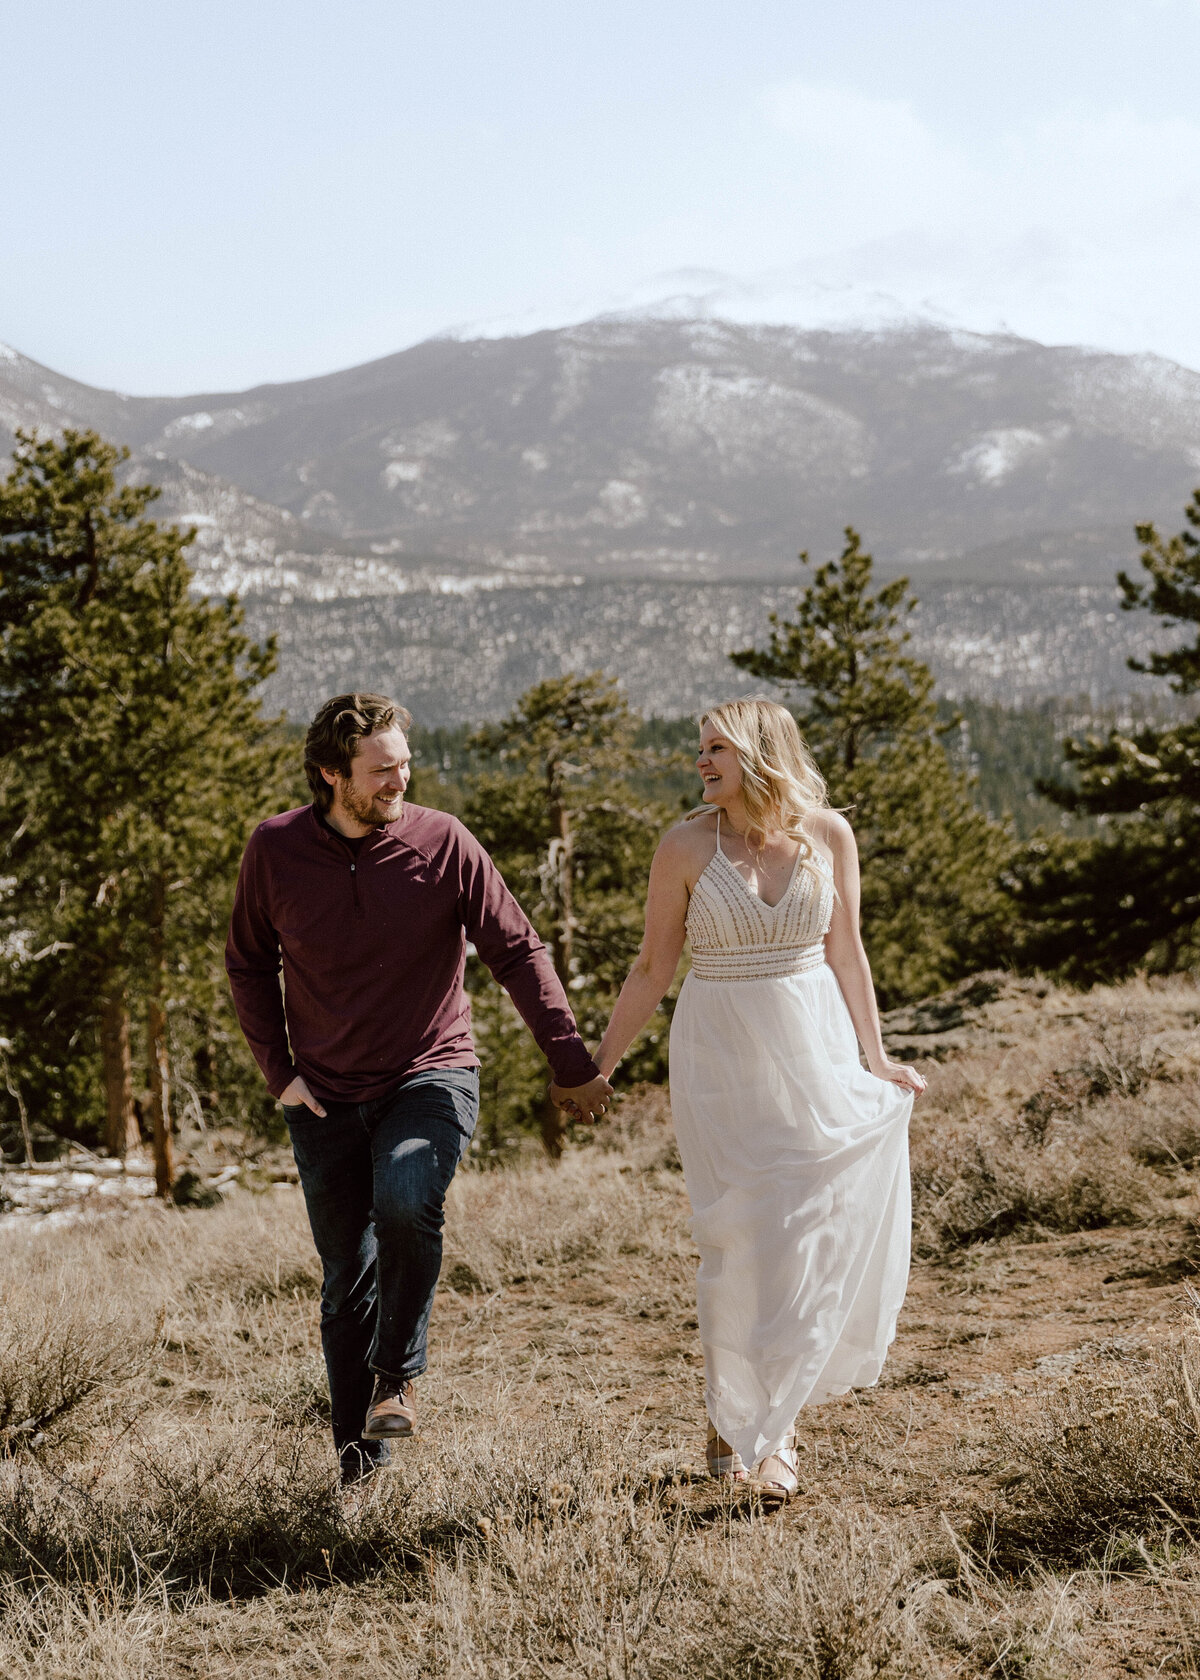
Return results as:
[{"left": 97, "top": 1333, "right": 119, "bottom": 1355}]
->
[
  {"left": 279, "top": 1075, "right": 327, "bottom": 1117},
  {"left": 280, "top": 1071, "right": 616, "bottom": 1125},
  {"left": 867, "top": 1058, "right": 927, "bottom": 1097},
  {"left": 549, "top": 1074, "right": 614, "bottom": 1125}
]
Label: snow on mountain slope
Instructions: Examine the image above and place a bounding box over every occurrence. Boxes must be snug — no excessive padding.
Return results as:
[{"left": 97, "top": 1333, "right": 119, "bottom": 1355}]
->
[
  {"left": 3, "top": 317, "right": 1199, "bottom": 718},
  {"left": 3, "top": 316, "right": 1199, "bottom": 583}
]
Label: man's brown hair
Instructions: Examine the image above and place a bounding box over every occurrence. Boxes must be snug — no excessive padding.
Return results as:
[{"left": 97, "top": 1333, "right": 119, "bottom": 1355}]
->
[{"left": 304, "top": 693, "right": 412, "bottom": 811}]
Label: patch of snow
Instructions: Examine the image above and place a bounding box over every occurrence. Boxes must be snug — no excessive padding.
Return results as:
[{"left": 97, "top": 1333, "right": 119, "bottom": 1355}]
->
[
  {"left": 1067, "top": 352, "right": 1200, "bottom": 448},
  {"left": 166, "top": 410, "right": 216, "bottom": 434},
  {"left": 589, "top": 478, "right": 647, "bottom": 528},
  {"left": 161, "top": 407, "right": 263, "bottom": 443},
  {"left": 522, "top": 448, "right": 548, "bottom": 472},
  {"left": 430, "top": 572, "right": 507, "bottom": 595},
  {"left": 0, "top": 342, "right": 20, "bottom": 363},
  {"left": 944, "top": 327, "right": 1015, "bottom": 357},
  {"left": 382, "top": 460, "right": 423, "bottom": 488},
  {"left": 950, "top": 426, "right": 1062, "bottom": 484},
  {"left": 683, "top": 319, "right": 743, "bottom": 355},
  {"left": 654, "top": 363, "right": 867, "bottom": 475},
  {"left": 203, "top": 562, "right": 303, "bottom": 595},
  {"left": 0, "top": 400, "right": 33, "bottom": 432},
  {"left": 380, "top": 421, "right": 460, "bottom": 459},
  {"left": 563, "top": 317, "right": 660, "bottom": 352},
  {"left": 0, "top": 1159, "right": 159, "bottom": 1230},
  {"left": 552, "top": 342, "right": 600, "bottom": 421},
  {"left": 301, "top": 490, "right": 340, "bottom": 522}
]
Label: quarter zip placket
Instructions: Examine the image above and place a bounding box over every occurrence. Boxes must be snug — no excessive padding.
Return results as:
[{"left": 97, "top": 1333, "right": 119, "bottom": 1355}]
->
[
  {"left": 320, "top": 817, "right": 369, "bottom": 920},
  {"left": 349, "top": 853, "right": 363, "bottom": 919}
]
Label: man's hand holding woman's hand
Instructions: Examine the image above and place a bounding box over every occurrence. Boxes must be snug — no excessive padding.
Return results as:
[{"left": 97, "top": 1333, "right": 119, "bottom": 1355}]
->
[
  {"left": 279, "top": 1075, "right": 327, "bottom": 1117},
  {"left": 281, "top": 1072, "right": 616, "bottom": 1125},
  {"left": 549, "top": 1074, "right": 613, "bottom": 1124}
]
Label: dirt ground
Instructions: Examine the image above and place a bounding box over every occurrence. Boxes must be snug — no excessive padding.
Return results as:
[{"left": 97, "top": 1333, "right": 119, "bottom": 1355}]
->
[{"left": 428, "top": 1179, "right": 1200, "bottom": 1673}]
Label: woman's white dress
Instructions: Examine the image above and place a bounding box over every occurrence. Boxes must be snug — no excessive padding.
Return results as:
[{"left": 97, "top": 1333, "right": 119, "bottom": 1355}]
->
[{"left": 668, "top": 815, "right": 912, "bottom": 1469}]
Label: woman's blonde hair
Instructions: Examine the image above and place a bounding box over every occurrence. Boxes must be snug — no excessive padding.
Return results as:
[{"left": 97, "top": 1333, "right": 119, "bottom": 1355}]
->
[{"left": 691, "top": 698, "right": 828, "bottom": 860}]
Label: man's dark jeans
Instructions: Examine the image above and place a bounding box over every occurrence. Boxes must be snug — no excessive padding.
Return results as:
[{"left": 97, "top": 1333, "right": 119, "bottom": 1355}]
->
[{"left": 285, "top": 1067, "right": 478, "bottom": 1482}]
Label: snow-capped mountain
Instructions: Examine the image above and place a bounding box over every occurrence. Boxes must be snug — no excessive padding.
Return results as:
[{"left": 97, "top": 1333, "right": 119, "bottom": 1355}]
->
[
  {"left": 3, "top": 318, "right": 1197, "bottom": 720},
  {"left": 3, "top": 317, "right": 1199, "bottom": 585}
]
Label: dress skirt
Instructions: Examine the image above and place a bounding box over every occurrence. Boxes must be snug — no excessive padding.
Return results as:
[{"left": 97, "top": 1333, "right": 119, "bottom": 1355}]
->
[{"left": 668, "top": 961, "right": 912, "bottom": 1468}]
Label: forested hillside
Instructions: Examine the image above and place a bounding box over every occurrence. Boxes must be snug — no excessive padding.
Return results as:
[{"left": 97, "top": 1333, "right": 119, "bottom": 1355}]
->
[
  {"left": 234, "top": 576, "right": 1187, "bottom": 726},
  {"left": 2, "top": 429, "right": 1199, "bottom": 1173}
]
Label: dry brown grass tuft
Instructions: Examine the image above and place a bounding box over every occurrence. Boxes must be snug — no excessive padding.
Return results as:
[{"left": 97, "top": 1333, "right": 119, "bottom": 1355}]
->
[
  {"left": 1125, "top": 1083, "right": 1200, "bottom": 1173},
  {"left": 910, "top": 1104, "right": 1160, "bottom": 1256},
  {"left": 682, "top": 1515, "right": 926, "bottom": 1679},
  {"left": 442, "top": 1144, "right": 691, "bottom": 1294},
  {"left": 975, "top": 1320, "right": 1200, "bottom": 1567},
  {"left": 920, "top": 1550, "right": 1098, "bottom": 1680},
  {"left": 907, "top": 981, "right": 1200, "bottom": 1257},
  {"left": 0, "top": 1423, "right": 353, "bottom": 1595},
  {"left": 0, "top": 1235, "right": 163, "bottom": 1453},
  {"left": 145, "top": 1193, "right": 323, "bottom": 1304}
]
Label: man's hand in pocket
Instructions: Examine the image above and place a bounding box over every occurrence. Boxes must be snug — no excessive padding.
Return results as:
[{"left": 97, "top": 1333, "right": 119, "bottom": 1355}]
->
[{"left": 280, "top": 1076, "right": 327, "bottom": 1117}]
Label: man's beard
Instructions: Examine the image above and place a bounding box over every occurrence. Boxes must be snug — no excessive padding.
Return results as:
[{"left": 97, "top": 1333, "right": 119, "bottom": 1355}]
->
[{"left": 340, "top": 783, "right": 403, "bottom": 829}]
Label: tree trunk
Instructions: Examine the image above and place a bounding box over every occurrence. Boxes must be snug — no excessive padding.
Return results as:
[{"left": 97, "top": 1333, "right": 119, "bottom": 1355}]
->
[
  {"left": 99, "top": 982, "right": 139, "bottom": 1158},
  {"left": 1, "top": 1053, "right": 34, "bottom": 1167},
  {"left": 193, "top": 1040, "right": 220, "bottom": 1113},
  {"left": 147, "top": 876, "right": 174, "bottom": 1198},
  {"left": 540, "top": 795, "right": 575, "bottom": 1160},
  {"left": 555, "top": 800, "right": 574, "bottom": 985},
  {"left": 539, "top": 1086, "right": 569, "bottom": 1159}
]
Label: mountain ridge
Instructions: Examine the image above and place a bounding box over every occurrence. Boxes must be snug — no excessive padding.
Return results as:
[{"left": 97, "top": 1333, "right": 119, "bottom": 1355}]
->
[
  {"left": 4, "top": 318, "right": 1197, "bottom": 721},
  {"left": 3, "top": 317, "right": 1199, "bottom": 588}
]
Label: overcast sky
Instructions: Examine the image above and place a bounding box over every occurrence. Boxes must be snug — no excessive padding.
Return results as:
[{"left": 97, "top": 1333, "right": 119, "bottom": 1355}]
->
[{"left": 4, "top": 0, "right": 1200, "bottom": 393}]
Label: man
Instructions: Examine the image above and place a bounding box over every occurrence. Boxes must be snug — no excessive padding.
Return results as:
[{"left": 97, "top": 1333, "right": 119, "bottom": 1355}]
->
[{"left": 226, "top": 692, "right": 611, "bottom": 1482}]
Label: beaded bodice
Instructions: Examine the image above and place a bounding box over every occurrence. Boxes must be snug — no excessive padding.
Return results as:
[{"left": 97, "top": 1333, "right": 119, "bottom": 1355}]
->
[{"left": 685, "top": 814, "right": 834, "bottom": 981}]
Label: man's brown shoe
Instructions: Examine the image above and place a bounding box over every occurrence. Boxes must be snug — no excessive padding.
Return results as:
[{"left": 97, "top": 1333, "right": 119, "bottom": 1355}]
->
[{"left": 362, "top": 1376, "right": 417, "bottom": 1441}]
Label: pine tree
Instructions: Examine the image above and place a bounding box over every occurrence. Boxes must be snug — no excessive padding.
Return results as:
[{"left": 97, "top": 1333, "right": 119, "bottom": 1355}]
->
[
  {"left": 0, "top": 429, "right": 294, "bottom": 1181},
  {"left": 465, "top": 673, "right": 676, "bottom": 1155},
  {"left": 731, "top": 530, "right": 1010, "bottom": 1004},
  {"left": 1006, "top": 494, "right": 1200, "bottom": 979}
]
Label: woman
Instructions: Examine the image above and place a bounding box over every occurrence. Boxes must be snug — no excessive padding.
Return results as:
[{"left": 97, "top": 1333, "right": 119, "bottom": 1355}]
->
[{"left": 591, "top": 698, "right": 924, "bottom": 1502}]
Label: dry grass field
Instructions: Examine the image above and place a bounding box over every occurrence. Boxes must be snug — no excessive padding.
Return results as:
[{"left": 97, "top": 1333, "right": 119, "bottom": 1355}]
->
[{"left": 4, "top": 973, "right": 1200, "bottom": 1677}]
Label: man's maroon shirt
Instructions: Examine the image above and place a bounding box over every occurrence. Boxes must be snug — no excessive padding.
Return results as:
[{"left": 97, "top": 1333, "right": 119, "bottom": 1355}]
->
[{"left": 225, "top": 802, "right": 600, "bottom": 1104}]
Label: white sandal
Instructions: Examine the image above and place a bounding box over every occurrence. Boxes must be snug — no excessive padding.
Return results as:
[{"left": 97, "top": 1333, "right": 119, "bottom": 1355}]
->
[
  {"left": 706, "top": 1423, "right": 748, "bottom": 1482},
  {"left": 751, "top": 1429, "right": 799, "bottom": 1508}
]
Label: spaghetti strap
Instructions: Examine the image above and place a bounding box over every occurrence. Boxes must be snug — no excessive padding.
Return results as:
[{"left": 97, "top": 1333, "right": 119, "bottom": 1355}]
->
[{"left": 714, "top": 809, "right": 724, "bottom": 856}]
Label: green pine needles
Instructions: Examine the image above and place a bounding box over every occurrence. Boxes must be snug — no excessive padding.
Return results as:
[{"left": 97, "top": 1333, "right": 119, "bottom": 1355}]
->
[
  {"left": 731, "top": 529, "right": 1011, "bottom": 1006},
  {"left": 0, "top": 429, "right": 296, "bottom": 1181},
  {"left": 1007, "top": 493, "right": 1200, "bottom": 980}
]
